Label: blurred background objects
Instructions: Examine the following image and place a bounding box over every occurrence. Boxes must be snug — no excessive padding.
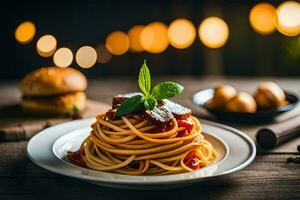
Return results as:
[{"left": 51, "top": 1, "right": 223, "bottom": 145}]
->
[{"left": 1, "top": 0, "right": 300, "bottom": 78}]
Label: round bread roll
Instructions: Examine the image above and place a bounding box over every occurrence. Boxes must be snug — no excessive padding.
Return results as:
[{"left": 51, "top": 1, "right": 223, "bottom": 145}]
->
[
  {"left": 208, "top": 85, "right": 237, "bottom": 109},
  {"left": 226, "top": 92, "right": 257, "bottom": 113},
  {"left": 21, "top": 92, "right": 86, "bottom": 115},
  {"left": 254, "top": 82, "right": 286, "bottom": 109},
  {"left": 20, "top": 66, "right": 87, "bottom": 96}
]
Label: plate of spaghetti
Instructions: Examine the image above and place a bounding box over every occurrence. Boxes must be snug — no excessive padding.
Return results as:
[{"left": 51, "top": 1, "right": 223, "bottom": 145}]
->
[{"left": 27, "top": 62, "right": 256, "bottom": 189}]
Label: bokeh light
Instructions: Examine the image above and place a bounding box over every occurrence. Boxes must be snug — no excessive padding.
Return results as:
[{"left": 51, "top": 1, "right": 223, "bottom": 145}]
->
[
  {"left": 128, "top": 25, "right": 144, "bottom": 52},
  {"left": 15, "top": 21, "right": 36, "bottom": 44},
  {"left": 96, "top": 44, "right": 112, "bottom": 64},
  {"left": 36, "top": 34, "right": 57, "bottom": 57},
  {"left": 168, "top": 19, "right": 196, "bottom": 49},
  {"left": 76, "top": 46, "right": 97, "bottom": 68},
  {"left": 249, "top": 3, "right": 276, "bottom": 35},
  {"left": 198, "top": 17, "right": 229, "bottom": 48},
  {"left": 140, "top": 22, "right": 169, "bottom": 53},
  {"left": 276, "top": 1, "right": 300, "bottom": 36},
  {"left": 53, "top": 47, "right": 73, "bottom": 68},
  {"left": 105, "top": 31, "right": 130, "bottom": 55}
]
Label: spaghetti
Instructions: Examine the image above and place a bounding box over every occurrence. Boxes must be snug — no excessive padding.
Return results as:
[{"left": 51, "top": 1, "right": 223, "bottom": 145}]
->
[{"left": 68, "top": 112, "right": 217, "bottom": 175}]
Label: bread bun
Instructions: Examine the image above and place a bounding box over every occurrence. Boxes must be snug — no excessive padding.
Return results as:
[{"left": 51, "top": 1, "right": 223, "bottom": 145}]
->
[
  {"left": 226, "top": 92, "right": 257, "bottom": 113},
  {"left": 21, "top": 92, "right": 86, "bottom": 115},
  {"left": 208, "top": 85, "right": 237, "bottom": 109},
  {"left": 254, "top": 82, "right": 286, "bottom": 109},
  {"left": 20, "top": 67, "right": 87, "bottom": 96}
]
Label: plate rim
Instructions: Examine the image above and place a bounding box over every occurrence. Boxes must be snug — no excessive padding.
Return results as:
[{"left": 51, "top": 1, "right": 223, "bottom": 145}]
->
[
  {"left": 200, "top": 119, "right": 256, "bottom": 175},
  {"left": 27, "top": 118, "right": 256, "bottom": 186}
]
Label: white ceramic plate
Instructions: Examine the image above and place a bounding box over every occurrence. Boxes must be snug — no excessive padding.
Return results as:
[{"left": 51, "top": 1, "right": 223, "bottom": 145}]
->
[{"left": 27, "top": 118, "right": 256, "bottom": 189}]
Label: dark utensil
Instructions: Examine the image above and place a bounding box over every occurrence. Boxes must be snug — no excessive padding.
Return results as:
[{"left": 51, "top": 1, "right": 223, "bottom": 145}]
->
[
  {"left": 256, "top": 115, "right": 300, "bottom": 149},
  {"left": 192, "top": 89, "right": 299, "bottom": 123}
]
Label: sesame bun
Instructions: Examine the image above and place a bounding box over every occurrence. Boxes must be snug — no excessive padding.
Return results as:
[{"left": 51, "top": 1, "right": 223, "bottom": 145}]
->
[
  {"left": 21, "top": 92, "right": 86, "bottom": 115},
  {"left": 20, "top": 67, "right": 87, "bottom": 96}
]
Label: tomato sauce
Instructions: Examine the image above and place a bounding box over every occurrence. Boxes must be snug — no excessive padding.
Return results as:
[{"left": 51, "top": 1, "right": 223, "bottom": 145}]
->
[
  {"left": 176, "top": 116, "right": 194, "bottom": 137},
  {"left": 184, "top": 150, "right": 201, "bottom": 171},
  {"left": 67, "top": 150, "right": 86, "bottom": 167}
]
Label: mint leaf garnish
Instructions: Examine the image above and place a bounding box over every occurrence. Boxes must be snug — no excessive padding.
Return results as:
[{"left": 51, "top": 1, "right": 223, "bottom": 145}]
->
[
  {"left": 115, "top": 95, "right": 144, "bottom": 117},
  {"left": 138, "top": 60, "right": 151, "bottom": 96},
  {"left": 151, "top": 82, "right": 184, "bottom": 100},
  {"left": 115, "top": 61, "right": 184, "bottom": 116},
  {"left": 144, "top": 97, "right": 157, "bottom": 110}
]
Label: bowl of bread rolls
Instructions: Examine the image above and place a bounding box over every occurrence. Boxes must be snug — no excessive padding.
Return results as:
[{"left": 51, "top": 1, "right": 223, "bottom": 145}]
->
[{"left": 192, "top": 82, "right": 299, "bottom": 123}]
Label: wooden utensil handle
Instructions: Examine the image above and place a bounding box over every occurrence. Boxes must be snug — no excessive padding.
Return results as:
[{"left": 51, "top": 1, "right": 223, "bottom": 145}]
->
[
  {"left": 0, "top": 124, "right": 45, "bottom": 141},
  {"left": 256, "top": 115, "right": 300, "bottom": 149},
  {"left": 0, "top": 119, "right": 70, "bottom": 141}
]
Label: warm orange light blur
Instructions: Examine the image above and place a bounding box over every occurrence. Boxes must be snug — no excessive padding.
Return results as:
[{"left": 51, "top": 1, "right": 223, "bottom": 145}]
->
[
  {"left": 96, "top": 44, "right": 112, "bottom": 63},
  {"left": 105, "top": 31, "right": 130, "bottom": 55},
  {"left": 76, "top": 46, "right": 97, "bottom": 68},
  {"left": 15, "top": 21, "right": 36, "bottom": 44},
  {"left": 249, "top": 3, "right": 276, "bottom": 35},
  {"left": 128, "top": 25, "right": 145, "bottom": 52},
  {"left": 36, "top": 35, "right": 57, "bottom": 57},
  {"left": 276, "top": 1, "right": 300, "bottom": 36},
  {"left": 168, "top": 19, "right": 196, "bottom": 49},
  {"left": 198, "top": 17, "right": 229, "bottom": 48},
  {"left": 53, "top": 47, "right": 73, "bottom": 68},
  {"left": 140, "top": 22, "right": 169, "bottom": 53}
]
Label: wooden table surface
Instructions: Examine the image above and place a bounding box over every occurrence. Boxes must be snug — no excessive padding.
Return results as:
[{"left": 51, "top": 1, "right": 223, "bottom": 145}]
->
[{"left": 1, "top": 76, "right": 300, "bottom": 200}]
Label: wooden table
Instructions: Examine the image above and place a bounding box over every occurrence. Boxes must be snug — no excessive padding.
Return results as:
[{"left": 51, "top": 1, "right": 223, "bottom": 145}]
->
[{"left": 1, "top": 77, "right": 300, "bottom": 199}]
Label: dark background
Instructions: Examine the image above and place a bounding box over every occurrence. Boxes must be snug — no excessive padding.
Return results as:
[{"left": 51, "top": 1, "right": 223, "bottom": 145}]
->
[{"left": 1, "top": 0, "right": 300, "bottom": 79}]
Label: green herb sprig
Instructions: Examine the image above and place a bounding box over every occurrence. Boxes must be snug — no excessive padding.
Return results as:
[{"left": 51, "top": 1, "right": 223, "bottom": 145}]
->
[{"left": 115, "top": 61, "right": 183, "bottom": 117}]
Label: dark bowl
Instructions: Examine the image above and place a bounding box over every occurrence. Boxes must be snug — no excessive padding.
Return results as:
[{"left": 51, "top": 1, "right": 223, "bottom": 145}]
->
[{"left": 192, "top": 89, "right": 299, "bottom": 123}]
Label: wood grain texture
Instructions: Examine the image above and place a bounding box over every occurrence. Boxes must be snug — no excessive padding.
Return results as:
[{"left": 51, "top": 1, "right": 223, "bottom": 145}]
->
[
  {"left": 0, "top": 77, "right": 300, "bottom": 199},
  {"left": 0, "top": 141, "right": 299, "bottom": 200},
  {"left": 0, "top": 100, "right": 110, "bottom": 141}
]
